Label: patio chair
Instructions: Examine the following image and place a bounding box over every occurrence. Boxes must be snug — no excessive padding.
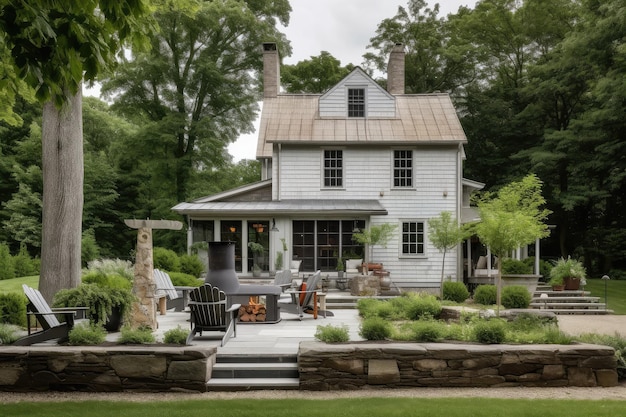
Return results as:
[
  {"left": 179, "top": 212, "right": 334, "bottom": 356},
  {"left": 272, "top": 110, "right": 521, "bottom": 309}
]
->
[
  {"left": 186, "top": 284, "right": 241, "bottom": 346},
  {"left": 345, "top": 259, "right": 362, "bottom": 277},
  {"left": 273, "top": 269, "right": 294, "bottom": 292},
  {"left": 290, "top": 260, "right": 302, "bottom": 278},
  {"left": 13, "top": 284, "right": 88, "bottom": 346},
  {"left": 279, "top": 270, "right": 323, "bottom": 320},
  {"left": 154, "top": 269, "right": 196, "bottom": 313}
]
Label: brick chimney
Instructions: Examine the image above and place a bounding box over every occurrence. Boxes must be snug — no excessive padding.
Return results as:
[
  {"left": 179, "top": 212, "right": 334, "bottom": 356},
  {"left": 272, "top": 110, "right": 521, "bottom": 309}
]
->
[
  {"left": 262, "top": 42, "right": 280, "bottom": 98},
  {"left": 387, "top": 43, "right": 405, "bottom": 95}
]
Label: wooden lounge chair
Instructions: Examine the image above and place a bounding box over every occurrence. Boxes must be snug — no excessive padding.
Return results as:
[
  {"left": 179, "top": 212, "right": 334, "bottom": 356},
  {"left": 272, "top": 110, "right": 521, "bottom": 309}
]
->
[
  {"left": 14, "top": 284, "right": 88, "bottom": 346},
  {"left": 154, "top": 269, "right": 196, "bottom": 313},
  {"left": 280, "top": 270, "right": 323, "bottom": 320},
  {"left": 273, "top": 269, "right": 294, "bottom": 292},
  {"left": 186, "top": 284, "right": 241, "bottom": 346}
]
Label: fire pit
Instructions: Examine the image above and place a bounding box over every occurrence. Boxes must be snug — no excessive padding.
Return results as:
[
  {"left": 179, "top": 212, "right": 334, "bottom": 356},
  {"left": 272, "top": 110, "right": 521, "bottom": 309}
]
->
[{"left": 205, "top": 241, "right": 282, "bottom": 323}]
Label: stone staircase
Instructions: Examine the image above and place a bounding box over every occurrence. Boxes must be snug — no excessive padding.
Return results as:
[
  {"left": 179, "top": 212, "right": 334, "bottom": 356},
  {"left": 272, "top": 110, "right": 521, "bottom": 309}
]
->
[
  {"left": 206, "top": 353, "right": 299, "bottom": 391},
  {"left": 530, "top": 284, "right": 612, "bottom": 314}
]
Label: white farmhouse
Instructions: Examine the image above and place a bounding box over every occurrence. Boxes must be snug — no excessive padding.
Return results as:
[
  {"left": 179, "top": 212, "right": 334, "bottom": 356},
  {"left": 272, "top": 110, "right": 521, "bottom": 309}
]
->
[{"left": 173, "top": 42, "right": 483, "bottom": 291}]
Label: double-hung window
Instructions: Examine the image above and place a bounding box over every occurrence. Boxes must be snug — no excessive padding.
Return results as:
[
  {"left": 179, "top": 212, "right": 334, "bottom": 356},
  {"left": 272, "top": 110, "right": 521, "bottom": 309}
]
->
[
  {"left": 323, "top": 150, "right": 343, "bottom": 187},
  {"left": 401, "top": 221, "right": 425, "bottom": 256},
  {"left": 394, "top": 150, "right": 413, "bottom": 187},
  {"left": 347, "top": 88, "right": 365, "bottom": 117}
]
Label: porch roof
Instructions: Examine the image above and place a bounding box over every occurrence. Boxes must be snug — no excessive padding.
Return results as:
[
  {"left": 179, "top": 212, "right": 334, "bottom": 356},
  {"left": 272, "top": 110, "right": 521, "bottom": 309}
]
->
[{"left": 172, "top": 199, "right": 388, "bottom": 217}]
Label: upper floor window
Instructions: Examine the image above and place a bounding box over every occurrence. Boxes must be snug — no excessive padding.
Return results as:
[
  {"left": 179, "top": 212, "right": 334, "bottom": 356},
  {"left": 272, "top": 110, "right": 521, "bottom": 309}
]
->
[
  {"left": 394, "top": 150, "right": 413, "bottom": 187},
  {"left": 347, "top": 88, "right": 365, "bottom": 117},
  {"left": 401, "top": 221, "right": 425, "bottom": 256},
  {"left": 323, "top": 150, "right": 343, "bottom": 187}
]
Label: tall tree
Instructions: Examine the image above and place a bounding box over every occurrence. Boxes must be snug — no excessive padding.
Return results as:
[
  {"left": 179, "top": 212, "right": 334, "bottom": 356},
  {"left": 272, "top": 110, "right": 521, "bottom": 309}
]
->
[
  {"left": 0, "top": 0, "right": 151, "bottom": 301},
  {"left": 102, "top": 0, "right": 291, "bottom": 207},
  {"left": 364, "top": 0, "right": 477, "bottom": 94}
]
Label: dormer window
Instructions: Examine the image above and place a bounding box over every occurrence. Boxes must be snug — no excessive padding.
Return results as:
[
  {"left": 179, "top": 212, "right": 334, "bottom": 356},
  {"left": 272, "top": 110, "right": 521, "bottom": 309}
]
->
[{"left": 347, "top": 88, "right": 365, "bottom": 117}]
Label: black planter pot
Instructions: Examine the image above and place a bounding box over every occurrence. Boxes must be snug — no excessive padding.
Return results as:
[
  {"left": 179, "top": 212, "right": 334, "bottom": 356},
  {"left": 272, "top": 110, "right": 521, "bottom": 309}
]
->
[{"left": 103, "top": 306, "right": 123, "bottom": 332}]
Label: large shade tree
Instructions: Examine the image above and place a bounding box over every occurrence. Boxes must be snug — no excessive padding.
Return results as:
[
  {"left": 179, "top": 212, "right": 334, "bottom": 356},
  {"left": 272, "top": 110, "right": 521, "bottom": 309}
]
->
[
  {"left": 101, "top": 0, "right": 291, "bottom": 210},
  {"left": 0, "top": 0, "right": 151, "bottom": 301}
]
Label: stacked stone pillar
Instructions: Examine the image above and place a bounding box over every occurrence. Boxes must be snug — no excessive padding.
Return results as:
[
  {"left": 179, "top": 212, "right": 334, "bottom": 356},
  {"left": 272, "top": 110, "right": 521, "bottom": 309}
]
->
[{"left": 124, "top": 219, "right": 182, "bottom": 330}]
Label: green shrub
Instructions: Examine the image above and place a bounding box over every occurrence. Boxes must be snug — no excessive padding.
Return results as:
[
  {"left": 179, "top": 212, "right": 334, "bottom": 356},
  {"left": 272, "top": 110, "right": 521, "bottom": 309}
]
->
[
  {"left": 153, "top": 247, "right": 181, "bottom": 272},
  {"left": 118, "top": 325, "right": 155, "bottom": 344},
  {"left": 405, "top": 293, "right": 442, "bottom": 320},
  {"left": 473, "top": 285, "right": 497, "bottom": 305},
  {"left": 356, "top": 298, "right": 380, "bottom": 319},
  {"left": 508, "top": 312, "right": 556, "bottom": 332},
  {"left": 83, "top": 271, "right": 132, "bottom": 290},
  {"left": 168, "top": 271, "right": 202, "bottom": 287},
  {"left": 473, "top": 319, "right": 506, "bottom": 344},
  {"left": 0, "top": 243, "right": 16, "bottom": 280},
  {"left": 410, "top": 320, "right": 445, "bottom": 342},
  {"left": 501, "top": 258, "right": 532, "bottom": 275},
  {"left": 163, "top": 326, "right": 188, "bottom": 344},
  {"left": 12, "top": 243, "right": 35, "bottom": 277},
  {"left": 68, "top": 322, "right": 107, "bottom": 345},
  {"left": 0, "top": 293, "right": 27, "bottom": 326},
  {"left": 359, "top": 316, "right": 392, "bottom": 340},
  {"left": 522, "top": 257, "right": 552, "bottom": 279},
  {"left": 179, "top": 254, "right": 205, "bottom": 277},
  {"left": 0, "top": 323, "right": 21, "bottom": 345},
  {"left": 501, "top": 285, "right": 531, "bottom": 309},
  {"left": 442, "top": 281, "right": 470, "bottom": 303},
  {"left": 53, "top": 283, "right": 135, "bottom": 326},
  {"left": 314, "top": 324, "right": 350, "bottom": 343},
  {"left": 86, "top": 259, "right": 134, "bottom": 281},
  {"left": 81, "top": 229, "right": 101, "bottom": 267}
]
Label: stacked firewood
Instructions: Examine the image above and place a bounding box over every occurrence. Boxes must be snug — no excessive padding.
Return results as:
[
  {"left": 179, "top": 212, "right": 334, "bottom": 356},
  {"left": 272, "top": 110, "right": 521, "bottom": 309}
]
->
[{"left": 238, "top": 304, "right": 266, "bottom": 322}]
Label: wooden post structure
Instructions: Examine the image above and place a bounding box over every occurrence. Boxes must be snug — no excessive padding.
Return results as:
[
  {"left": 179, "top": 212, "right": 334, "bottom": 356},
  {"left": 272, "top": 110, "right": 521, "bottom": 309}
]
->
[{"left": 124, "top": 219, "right": 183, "bottom": 330}]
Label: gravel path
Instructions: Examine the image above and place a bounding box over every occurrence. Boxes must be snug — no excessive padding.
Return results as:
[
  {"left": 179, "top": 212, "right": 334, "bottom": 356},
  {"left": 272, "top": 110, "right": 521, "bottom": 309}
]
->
[{"left": 2, "top": 382, "right": 626, "bottom": 403}]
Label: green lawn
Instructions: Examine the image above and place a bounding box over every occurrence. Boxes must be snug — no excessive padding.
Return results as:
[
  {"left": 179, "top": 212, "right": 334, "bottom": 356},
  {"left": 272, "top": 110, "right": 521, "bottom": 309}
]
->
[
  {"left": 585, "top": 278, "right": 626, "bottom": 315},
  {"left": 0, "top": 275, "right": 39, "bottom": 294},
  {"left": 2, "top": 398, "right": 626, "bottom": 417}
]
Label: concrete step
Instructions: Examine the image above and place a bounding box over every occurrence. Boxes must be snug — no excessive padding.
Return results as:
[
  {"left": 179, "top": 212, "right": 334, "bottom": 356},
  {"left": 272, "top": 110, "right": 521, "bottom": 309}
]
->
[
  {"left": 531, "top": 296, "right": 601, "bottom": 303},
  {"left": 543, "top": 309, "right": 613, "bottom": 315},
  {"left": 207, "top": 353, "right": 299, "bottom": 391},
  {"left": 533, "top": 290, "right": 591, "bottom": 297},
  {"left": 211, "top": 362, "right": 298, "bottom": 379},
  {"left": 206, "top": 377, "right": 299, "bottom": 391},
  {"left": 530, "top": 302, "right": 606, "bottom": 309}
]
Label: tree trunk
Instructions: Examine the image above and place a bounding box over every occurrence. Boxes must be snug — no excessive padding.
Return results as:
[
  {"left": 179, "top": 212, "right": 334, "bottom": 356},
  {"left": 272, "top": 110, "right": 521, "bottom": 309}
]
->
[{"left": 38, "top": 88, "right": 84, "bottom": 303}]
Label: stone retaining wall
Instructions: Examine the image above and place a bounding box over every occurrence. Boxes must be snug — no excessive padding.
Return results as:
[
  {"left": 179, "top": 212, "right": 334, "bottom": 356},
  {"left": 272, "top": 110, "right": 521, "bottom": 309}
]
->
[
  {"left": 298, "top": 342, "right": 618, "bottom": 390},
  {"left": 0, "top": 346, "right": 217, "bottom": 392}
]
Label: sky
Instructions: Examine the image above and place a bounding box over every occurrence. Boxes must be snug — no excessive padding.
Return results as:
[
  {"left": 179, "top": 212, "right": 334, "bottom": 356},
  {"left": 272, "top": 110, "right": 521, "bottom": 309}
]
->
[{"left": 228, "top": 0, "right": 477, "bottom": 161}]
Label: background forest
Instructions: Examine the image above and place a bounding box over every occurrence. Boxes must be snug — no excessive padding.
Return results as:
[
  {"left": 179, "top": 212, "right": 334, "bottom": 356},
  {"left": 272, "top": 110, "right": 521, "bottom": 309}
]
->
[{"left": 1, "top": 0, "right": 624, "bottom": 278}]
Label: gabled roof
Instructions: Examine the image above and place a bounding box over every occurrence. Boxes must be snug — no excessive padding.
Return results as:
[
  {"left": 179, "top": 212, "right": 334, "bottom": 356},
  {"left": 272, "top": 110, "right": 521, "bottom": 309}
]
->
[
  {"left": 189, "top": 180, "right": 271, "bottom": 203},
  {"left": 319, "top": 67, "right": 394, "bottom": 101},
  {"left": 256, "top": 93, "right": 467, "bottom": 158}
]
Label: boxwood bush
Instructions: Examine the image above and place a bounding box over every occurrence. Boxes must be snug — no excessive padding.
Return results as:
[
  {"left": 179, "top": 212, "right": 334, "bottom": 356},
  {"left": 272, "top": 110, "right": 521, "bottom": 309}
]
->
[
  {"left": 501, "top": 285, "right": 531, "bottom": 309},
  {"left": 359, "top": 316, "right": 392, "bottom": 340},
  {"left": 0, "top": 292, "right": 27, "bottom": 326},
  {"left": 473, "top": 284, "right": 497, "bottom": 305},
  {"left": 473, "top": 319, "right": 507, "bottom": 344},
  {"left": 442, "top": 281, "right": 470, "bottom": 303}
]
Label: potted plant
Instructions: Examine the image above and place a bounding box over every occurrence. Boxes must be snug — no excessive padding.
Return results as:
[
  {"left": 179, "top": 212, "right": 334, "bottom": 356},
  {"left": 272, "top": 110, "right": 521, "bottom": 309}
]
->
[
  {"left": 52, "top": 282, "right": 135, "bottom": 332},
  {"left": 274, "top": 251, "right": 283, "bottom": 272},
  {"left": 549, "top": 257, "right": 586, "bottom": 291},
  {"left": 336, "top": 255, "right": 344, "bottom": 278},
  {"left": 248, "top": 242, "right": 265, "bottom": 277}
]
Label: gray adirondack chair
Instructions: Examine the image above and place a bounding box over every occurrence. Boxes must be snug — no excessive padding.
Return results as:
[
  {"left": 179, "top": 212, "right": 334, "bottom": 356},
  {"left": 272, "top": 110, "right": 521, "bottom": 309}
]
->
[
  {"left": 186, "top": 284, "right": 241, "bottom": 346},
  {"left": 279, "top": 270, "right": 322, "bottom": 320},
  {"left": 273, "top": 269, "right": 294, "bottom": 292},
  {"left": 14, "top": 284, "right": 88, "bottom": 346},
  {"left": 154, "top": 268, "right": 196, "bottom": 312}
]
